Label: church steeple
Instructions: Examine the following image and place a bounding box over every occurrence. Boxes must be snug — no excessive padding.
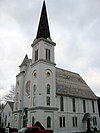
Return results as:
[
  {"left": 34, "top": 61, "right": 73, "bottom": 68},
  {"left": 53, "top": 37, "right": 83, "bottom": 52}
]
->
[
  {"left": 36, "top": 1, "right": 51, "bottom": 39},
  {"left": 32, "top": 1, "right": 56, "bottom": 65}
]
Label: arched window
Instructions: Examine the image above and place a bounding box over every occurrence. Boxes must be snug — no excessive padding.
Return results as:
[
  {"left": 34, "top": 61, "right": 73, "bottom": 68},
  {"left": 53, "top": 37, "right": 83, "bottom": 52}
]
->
[
  {"left": 83, "top": 100, "right": 86, "bottom": 113},
  {"left": 60, "top": 96, "right": 64, "bottom": 111},
  {"left": 72, "top": 98, "right": 76, "bottom": 112},
  {"left": 92, "top": 100, "right": 95, "bottom": 113},
  {"left": 93, "top": 116, "right": 97, "bottom": 126},
  {"left": 72, "top": 116, "right": 77, "bottom": 127},
  {"left": 33, "top": 85, "right": 36, "bottom": 106},
  {"left": 33, "top": 85, "right": 36, "bottom": 94},
  {"left": 47, "top": 96, "right": 50, "bottom": 106},
  {"left": 25, "top": 80, "right": 30, "bottom": 96},
  {"left": 46, "top": 49, "right": 50, "bottom": 61},
  {"left": 35, "top": 49, "right": 38, "bottom": 61},
  {"left": 32, "top": 116, "right": 35, "bottom": 125},
  {"left": 47, "top": 116, "right": 51, "bottom": 128},
  {"left": 47, "top": 84, "right": 50, "bottom": 94},
  {"left": 16, "top": 92, "right": 18, "bottom": 101},
  {"left": 59, "top": 116, "right": 65, "bottom": 127},
  {"left": 33, "top": 96, "right": 36, "bottom": 106}
]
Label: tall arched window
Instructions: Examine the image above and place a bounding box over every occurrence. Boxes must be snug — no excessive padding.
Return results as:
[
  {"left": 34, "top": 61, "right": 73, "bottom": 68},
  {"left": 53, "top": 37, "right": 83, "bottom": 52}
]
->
[
  {"left": 46, "top": 49, "right": 50, "bottom": 61},
  {"left": 72, "top": 98, "right": 76, "bottom": 112},
  {"left": 60, "top": 96, "right": 64, "bottom": 111},
  {"left": 59, "top": 116, "right": 65, "bottom": 127},
  {"left": 83, "top": 100, "right": 86, "bottom": 113},
  {"left": 47, "top": 84, "right": 50, "bottom": 94},
  {"left": 72, "top": 116, "right": 77, "bottom": 127},
  {"left": 92, "top": 100, "right": 95, "bottom": 113},
  {"left": 33, "top": 85, "right": 36, "bottom": 94},
  {"left": 25, "top": 80, "right": 30, "bottom": 96},
  {"left": 32, "top": 116, "right": 35, "bottom": 126},
  {"left": 33, "top": 85, "right": 36, "bottom": 106},
  {"left": 35, "top": 49, "right": 38, "bottom": 61},
  {"left": 93, "top": 116, "right": 97, "bottom": 126},
  {"left": 47, "top": 116, "right": 51, "bottom": 128}
]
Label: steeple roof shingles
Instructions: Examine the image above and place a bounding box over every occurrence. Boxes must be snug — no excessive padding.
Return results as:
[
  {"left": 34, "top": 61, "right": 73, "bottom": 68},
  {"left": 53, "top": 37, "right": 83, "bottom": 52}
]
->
[{"left": 36, "top": 1, "right": 51, "bottom": 39}]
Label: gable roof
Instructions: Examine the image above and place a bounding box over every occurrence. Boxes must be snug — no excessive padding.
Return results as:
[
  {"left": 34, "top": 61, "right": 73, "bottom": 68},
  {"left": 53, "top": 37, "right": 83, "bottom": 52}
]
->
[
  {"left": 19, "top": 54, "right": 29, "bottom": 67},
  {"left": 8, "top": 101, "right": 14, "bottom": 110},
  {"left": 2, "top": 101, "right": 14, "bottom": 112},
  {"left": 56, "top": 67, "right": 97, "bottom": 99}
]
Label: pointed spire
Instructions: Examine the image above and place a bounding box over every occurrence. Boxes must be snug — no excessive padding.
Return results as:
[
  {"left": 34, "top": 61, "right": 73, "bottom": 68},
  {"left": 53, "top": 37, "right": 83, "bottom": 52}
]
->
[
  {"left": 36, "top": 1, "right": 51, "bottom": 39},
  {"left": 20, "top": 54, "right": 29, "bottom": 67}
]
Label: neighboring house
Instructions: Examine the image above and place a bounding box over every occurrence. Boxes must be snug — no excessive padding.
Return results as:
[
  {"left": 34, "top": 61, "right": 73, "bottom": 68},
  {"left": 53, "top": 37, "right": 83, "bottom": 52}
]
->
[
  {"left": 0, "top": 113, "right": 1, "bottom": 128},
  {"left": 0, "top": 105, "right": 1, "bottom": 127},
  {"left": 97, "top": 97, "right": 100, "bottom": 117},
  {"left": 0, "top": 104, "right": 4, "bottom": 128},
  {"left": 1, "top": 101, "right": 14, "bottom": 128},
  {"left": 97, "top": 97, "right": 100, "bottom": 129},
  {"left": 13, "top": 1, "right": 100, "bottom": 133}
]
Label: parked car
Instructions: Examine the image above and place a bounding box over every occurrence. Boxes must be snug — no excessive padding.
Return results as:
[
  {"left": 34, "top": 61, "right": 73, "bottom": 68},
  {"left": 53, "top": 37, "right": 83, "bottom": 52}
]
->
[{"left": 13, "top": 126, "right": 53, "bottom": 133}]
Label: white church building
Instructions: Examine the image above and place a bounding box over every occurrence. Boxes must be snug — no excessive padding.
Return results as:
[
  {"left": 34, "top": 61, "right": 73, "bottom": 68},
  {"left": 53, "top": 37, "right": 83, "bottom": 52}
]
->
[{"left": 13, "top": 1, "right": 100, "bottom": 133}]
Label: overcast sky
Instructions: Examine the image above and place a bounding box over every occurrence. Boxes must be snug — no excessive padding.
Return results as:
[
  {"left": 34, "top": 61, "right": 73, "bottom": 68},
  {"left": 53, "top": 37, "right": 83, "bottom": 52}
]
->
[{"left": 0, "top": 0, "right": 100, "bottom": 99}]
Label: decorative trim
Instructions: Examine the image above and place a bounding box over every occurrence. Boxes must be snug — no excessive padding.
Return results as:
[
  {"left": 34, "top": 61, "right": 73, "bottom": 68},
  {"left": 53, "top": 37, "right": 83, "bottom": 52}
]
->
[
  {"left": 31, "top": 59, "right": 56, "bottom": 67},
  {"left": 28, "top": 106, "right": 58, "bottom": 111},
  {"left": 13, "top": 110, "right": 22, "bottom": 113},
  {"left": 16, "top": 71, "right": 25, "bottom": 77},
  {"left": 31, "top": 38, "right": 56, "bottom": 47},
  {"left": 56, "top": 93, "right": 98, "bottom": 100}
]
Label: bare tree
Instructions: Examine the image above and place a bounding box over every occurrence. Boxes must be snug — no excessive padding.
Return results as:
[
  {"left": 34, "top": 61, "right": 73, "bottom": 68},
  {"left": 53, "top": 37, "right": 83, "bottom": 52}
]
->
[
  {"left": 0, "top": 94, "right": 5, "bottom": 104},
  {"left": 3, "top": 85, "right": 15, "bottom": 102}
]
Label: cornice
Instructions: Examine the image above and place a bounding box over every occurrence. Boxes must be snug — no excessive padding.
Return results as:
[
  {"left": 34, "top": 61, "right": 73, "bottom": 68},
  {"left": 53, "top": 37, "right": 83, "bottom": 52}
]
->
[
  {"left": 31, "top": 38, "right": 56, "bottom": 47},
  {"left": 28, "top": 106, "right": 58, "bottom": 111},
  {"left": 13, "top": 110, "right": 22, "bottom": 113},
  {"left": 31, "top": 59, "right": 56, "bottom": 67}
]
